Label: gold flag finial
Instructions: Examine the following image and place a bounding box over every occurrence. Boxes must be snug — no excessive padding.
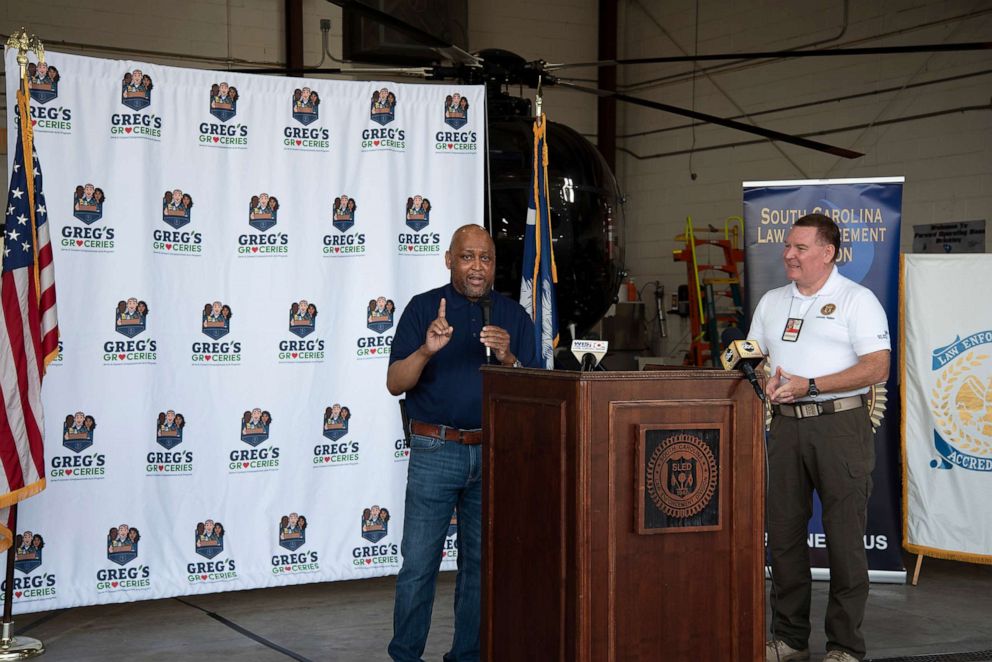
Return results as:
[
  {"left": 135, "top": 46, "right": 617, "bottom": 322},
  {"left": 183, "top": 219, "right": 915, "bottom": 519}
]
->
[{"left": 5, "top": 28, "right": 45, "bottom": 81}]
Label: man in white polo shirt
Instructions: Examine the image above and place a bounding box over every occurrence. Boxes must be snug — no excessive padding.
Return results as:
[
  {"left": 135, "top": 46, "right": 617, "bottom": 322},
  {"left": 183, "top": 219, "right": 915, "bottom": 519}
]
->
[{"left": 749, "top": 214, "right": 890, "bottom": 662}]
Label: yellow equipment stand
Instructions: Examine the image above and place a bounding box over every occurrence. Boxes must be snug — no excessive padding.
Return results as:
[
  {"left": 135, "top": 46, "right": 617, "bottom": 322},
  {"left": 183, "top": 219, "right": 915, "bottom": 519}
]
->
[{"left": 672, "top": 216, "right": 746, "bottom": 366}]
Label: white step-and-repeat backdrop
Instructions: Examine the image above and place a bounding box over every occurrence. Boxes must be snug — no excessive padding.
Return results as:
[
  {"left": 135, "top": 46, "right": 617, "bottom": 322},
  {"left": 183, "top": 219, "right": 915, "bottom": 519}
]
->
[{"left": 4, "top": 49, "right": 484, "bottom": 613}]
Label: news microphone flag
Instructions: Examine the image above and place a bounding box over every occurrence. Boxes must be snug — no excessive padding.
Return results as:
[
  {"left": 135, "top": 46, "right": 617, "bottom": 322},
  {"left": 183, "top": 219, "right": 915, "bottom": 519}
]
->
[
  {"left": 0, "top": 80, "right": 59, "bottom": 551},
  {"left": 720, "top": 339, "right": 765, "bottom": 371},
  {"left": 519, "top": 114, "right": 558, "bottom": 369}
]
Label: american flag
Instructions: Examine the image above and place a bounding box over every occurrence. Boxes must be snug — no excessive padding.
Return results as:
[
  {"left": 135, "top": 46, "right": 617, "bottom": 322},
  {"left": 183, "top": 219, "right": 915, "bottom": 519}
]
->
[
  {"left": 518, "top": 114, "right": 558, "bottom": 369},
  {"left": 0, "top": 85, "right": 58, "bottom": 551}
]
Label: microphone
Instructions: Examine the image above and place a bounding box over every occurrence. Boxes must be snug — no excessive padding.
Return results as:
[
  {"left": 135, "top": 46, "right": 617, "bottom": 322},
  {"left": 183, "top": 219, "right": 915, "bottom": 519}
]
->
[
  {"left": 719, "top": 327, "right": 766, "bottom": 401},
  {"left": 479, "top": 295, "right": 492, "bottom": 361},
  {"left": 571, "top": 339, "right": 608, "bottom": 372}
]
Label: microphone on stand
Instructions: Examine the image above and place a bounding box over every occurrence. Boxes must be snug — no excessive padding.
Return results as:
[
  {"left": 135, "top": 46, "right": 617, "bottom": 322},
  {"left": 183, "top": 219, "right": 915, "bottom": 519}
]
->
[
  {"left": 571, "top": 339, "right": 609, "bottom": 372},
  {"left": 479, "top": 295, "right": 492, "bottom": 362},
  {"left": 719, "top": 327, "right": 766, "bottom": 401}
]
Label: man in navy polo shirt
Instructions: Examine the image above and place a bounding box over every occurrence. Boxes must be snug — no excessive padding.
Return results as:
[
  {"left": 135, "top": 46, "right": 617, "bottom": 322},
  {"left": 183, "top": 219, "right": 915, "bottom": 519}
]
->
[{"left": 386, "top": 224, "right": 539, "bottom": 662}]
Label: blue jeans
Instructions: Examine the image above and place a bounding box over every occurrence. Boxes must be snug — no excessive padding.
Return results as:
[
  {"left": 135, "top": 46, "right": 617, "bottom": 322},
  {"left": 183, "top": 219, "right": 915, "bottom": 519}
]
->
[{"left": 388, "top": 433, "right": 482, "bottom": 662}]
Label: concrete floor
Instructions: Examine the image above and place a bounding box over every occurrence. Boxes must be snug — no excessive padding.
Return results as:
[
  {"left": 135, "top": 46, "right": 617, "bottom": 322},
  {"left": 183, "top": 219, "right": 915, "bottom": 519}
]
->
[{"left": 9, "top": 554, "right": 992, "bottom": 661}]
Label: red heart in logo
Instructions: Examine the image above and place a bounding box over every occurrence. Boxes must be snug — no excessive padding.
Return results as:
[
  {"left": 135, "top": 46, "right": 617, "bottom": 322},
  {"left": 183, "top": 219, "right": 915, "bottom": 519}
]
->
[
  {"left": 334, "top": 247, "right": 340, "bottom": 253},
  {"left": 404, "top": 450, "right": 410, "bottom": 456},
  {"left": 291, "top": 353, "right": 298, "bottom": 358},
  {"left": 15, "top": 592, "right": 22, "bottom": 598},
  {"left": 158, "top": 465, "right": 164, "bottom": 471},
  {"left": 213, "top": 136, "right": 220, "bottom": 143},
  {"left": 295, "top": 140, "right": 302, "bottom": 146},
  {"left": 200, "top": 574, "right": 208, "bottom": 580},
  {"left": 370, "top": 348, "right": 377, "bottom": 354},
  {"left": 284, "top": 566, "right": 291, "bottom": 571},
  {"left": 408, "top": 246, "right": 414, "bottom": 251},
  {"left": 111, "top": 581, "right": 119, "bottom": 588},
  {"left": 204, "top": 355, "right": 212, "bottom": 360},
  {"left": 373, "top": 140, "right": 380, "bottom": 146},
  {"left": 125, "top": 127, "right": 133, "bottom": 134},
  {"left": 448, "top": 143, "right": 454, "bottom": 149},
  {"left": 323, "top": 456, "right": 330, "bottom": 462},
  {"left": 65, "top": 469, "right": 73, "bottom": 475},
  {"left": 31, "top": 120, "right": 37, "bottom": 126},
  {"left": 243, "top": 462, "right": 249, "bottom": 468},
  {"left": 251, "top": 247, "right": 259, "bottom": 253},
  {"left": 165, "top": 243, "right": 172, "bottom": 250},
  {"left": 76, "top": 240, "right": 84, "bottom": 246},
  {"left": 118, "top": 353, "right": 126, "bottom": 360},
  {"left": 365, "top": 559, "right": 372, "bottom": 565},
  {"left": 442, "top": 551, "right": 447, "bottom": 558}
]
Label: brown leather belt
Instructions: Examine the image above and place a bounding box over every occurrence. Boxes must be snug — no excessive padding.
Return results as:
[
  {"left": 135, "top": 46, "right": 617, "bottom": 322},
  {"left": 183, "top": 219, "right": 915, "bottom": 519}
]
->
[
  {"left": 773, "top": 394, "right": 867, "bottom": 419},
  {"left": 410, "top": 420, "right": 482, "bottom": 445}
]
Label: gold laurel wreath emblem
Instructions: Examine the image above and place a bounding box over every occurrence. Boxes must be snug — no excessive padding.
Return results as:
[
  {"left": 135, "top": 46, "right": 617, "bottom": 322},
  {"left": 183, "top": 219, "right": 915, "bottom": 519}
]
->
[
  {"left": 929, "top": 350, "right": 991, "bottom": 457},
  {"left": 866, "top": 382, "right": 887, "bottom": 431}
]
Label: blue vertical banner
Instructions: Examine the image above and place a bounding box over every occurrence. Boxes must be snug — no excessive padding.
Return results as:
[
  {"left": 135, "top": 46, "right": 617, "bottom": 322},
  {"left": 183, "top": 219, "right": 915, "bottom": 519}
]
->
[{"left": 743, "top": 177, "right": 905, "bottom": 579}]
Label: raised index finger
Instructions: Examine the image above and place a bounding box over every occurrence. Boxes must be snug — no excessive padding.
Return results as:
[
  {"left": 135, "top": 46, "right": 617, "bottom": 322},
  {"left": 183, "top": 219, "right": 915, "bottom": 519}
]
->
[{"left": 438, "top": 298, "right": 446, "bottom": 320}]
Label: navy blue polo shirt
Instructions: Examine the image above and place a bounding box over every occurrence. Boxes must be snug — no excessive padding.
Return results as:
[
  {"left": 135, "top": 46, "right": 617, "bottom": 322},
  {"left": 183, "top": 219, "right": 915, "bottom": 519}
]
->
[{"left": 389, "top": 283, "right": 539, "bottom": 430}]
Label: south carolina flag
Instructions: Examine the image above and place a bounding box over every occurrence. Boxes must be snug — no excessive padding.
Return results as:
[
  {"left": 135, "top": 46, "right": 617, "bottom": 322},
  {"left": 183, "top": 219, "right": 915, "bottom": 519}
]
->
[{"left": 518, "top": 115, "right": 558, "bottom": 369}]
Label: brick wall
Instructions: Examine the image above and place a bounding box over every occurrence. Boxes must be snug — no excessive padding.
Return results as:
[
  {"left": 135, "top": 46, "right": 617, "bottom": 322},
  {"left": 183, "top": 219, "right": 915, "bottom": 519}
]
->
[{"left": 0, "top": 0, "right": 339, "bottom": 67}]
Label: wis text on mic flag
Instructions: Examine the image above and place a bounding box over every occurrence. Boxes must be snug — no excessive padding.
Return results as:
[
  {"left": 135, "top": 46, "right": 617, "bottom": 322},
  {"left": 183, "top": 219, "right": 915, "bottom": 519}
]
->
[
  {"left": 518, "top": 114, "right": 558, "bottom": 369},
  {"left": 0, "top": 83, "right": 59, "bottom": 551}
]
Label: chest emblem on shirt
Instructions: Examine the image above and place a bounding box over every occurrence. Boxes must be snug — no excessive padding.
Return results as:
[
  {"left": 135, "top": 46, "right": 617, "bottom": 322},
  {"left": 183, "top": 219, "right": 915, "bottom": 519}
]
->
[{"left": 820, "top": 303, "right": 836, "bottom": 316}]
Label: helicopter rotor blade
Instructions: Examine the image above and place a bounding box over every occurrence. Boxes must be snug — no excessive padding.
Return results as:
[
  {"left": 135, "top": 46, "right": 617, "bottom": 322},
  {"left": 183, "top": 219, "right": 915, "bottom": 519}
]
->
[
  {"left": 549, "top": 41, "right": 992, "bottom": 70},
  {"left": 558, "top": 82, "right": 863, "bottom": 159},
  {"left": 226, "top": 66, "right": 432, "bottom": 77}
]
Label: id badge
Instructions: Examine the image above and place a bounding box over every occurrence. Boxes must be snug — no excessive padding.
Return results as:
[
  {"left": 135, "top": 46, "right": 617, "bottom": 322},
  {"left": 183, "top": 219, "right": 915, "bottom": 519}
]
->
[{"left": 782, "top": 318, "right": 803, "bottom": 342}]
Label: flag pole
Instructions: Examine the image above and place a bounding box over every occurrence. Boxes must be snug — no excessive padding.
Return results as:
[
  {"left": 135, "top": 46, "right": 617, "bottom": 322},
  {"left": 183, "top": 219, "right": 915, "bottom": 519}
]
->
[
  {"left": 0, "top": 504, "right": 44, "bottom": 658},
  {"left": 0, "top": 28, "right": 48, "bottom": 660},
  {"left": 0, "top": 505, "right": 43, "bottom": 653},
  {"left": 534, "top": 76, "right": 543, "bottom": 125},
  {"left": 2, "top": 506, "right": 18, "bottom": 635}
]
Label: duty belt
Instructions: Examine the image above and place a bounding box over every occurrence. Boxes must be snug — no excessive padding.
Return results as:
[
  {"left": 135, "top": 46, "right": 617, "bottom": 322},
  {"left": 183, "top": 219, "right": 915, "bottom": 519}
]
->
[
  {"left": 773, "top": 394, "right": 867, "bottom": 419},
  {"left": 410, "top": 420, "right": 482, "bottom": 445}
]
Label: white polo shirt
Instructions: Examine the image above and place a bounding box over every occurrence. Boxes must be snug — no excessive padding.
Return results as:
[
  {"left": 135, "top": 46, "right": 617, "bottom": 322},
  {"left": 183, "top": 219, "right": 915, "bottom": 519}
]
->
[{"left": 748, "top": 266, "right": 890, "bottom": 401}]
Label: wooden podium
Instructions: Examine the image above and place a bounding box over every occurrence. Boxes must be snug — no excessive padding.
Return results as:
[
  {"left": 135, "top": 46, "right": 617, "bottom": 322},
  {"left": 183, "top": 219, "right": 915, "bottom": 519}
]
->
[{"left": 481, "top": 367, "right": 764, "bottom": 662}]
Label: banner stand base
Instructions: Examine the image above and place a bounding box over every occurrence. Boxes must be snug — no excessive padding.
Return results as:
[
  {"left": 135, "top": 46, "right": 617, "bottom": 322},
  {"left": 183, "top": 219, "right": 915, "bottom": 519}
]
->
[{"left": 0, "top": 625, "right": 44, "bottom": 660}]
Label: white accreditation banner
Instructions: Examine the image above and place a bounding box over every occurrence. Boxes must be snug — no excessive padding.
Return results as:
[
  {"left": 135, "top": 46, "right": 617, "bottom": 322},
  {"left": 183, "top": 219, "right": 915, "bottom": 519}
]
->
[
  {"left": 4, "top": 49, "right": 485, "bottom": 613},
  {"left": 902, "top": 254, "right": 992, "bottom": 564}
]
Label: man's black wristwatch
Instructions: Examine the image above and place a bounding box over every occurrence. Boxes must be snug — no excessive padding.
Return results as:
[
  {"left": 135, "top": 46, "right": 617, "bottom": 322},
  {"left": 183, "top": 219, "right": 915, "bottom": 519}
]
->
[{"left": 807, "top": 378, "right": 820, "bottom": 397}]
